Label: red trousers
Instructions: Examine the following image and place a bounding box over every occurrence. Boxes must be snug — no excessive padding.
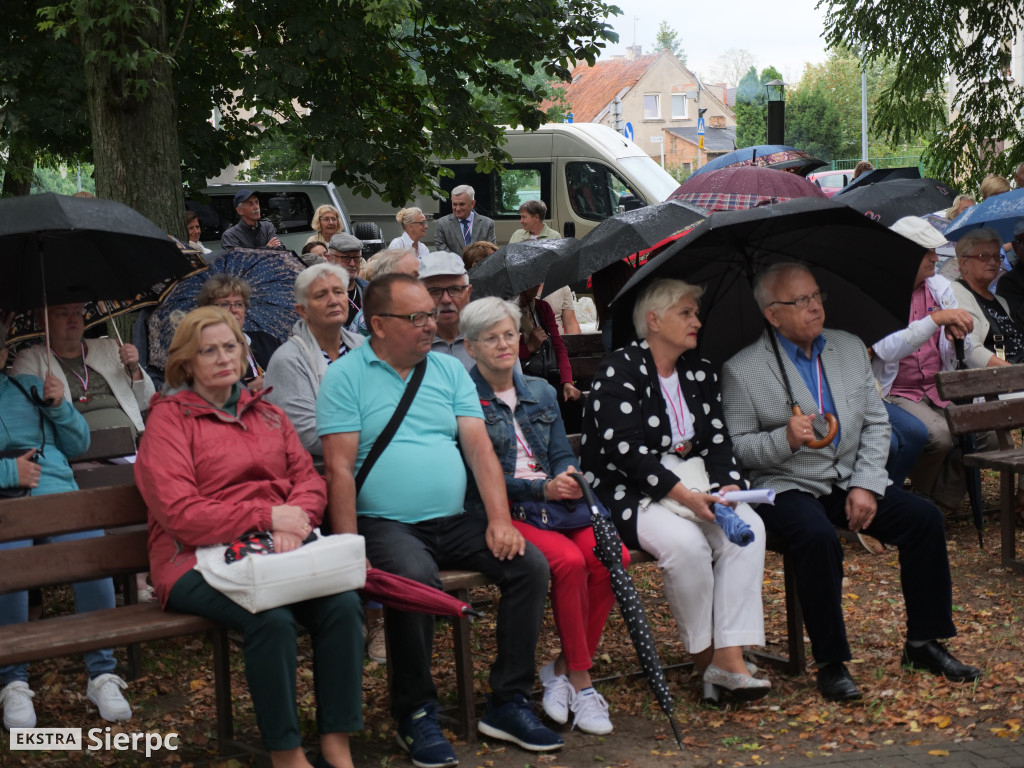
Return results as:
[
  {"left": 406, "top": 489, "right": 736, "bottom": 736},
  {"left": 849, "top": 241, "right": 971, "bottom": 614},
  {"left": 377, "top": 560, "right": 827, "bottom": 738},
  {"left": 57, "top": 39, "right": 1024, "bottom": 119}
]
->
[{"left": 512, "top": 521, "right": 630, "bottom": 671}]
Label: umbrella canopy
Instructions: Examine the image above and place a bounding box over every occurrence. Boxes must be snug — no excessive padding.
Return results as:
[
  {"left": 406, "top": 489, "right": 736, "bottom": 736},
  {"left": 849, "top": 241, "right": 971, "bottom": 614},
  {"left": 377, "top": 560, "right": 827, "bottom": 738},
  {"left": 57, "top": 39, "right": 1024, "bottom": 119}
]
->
[
  {"left": 5, "top": 238, "right": 208, "bottom": 346},
  {"left": 569, "top": 472, "right": 682, "bottom": 746},
  {"left": 608, "top": 197, "right": 925, "bottom": 371},
  {"left": 944, "top": 187, "right": 1024, "bottom": 242},
  {"left": 542, "top": 201, "right": 708, "bottom": 297},
  {"left": 836, "top": 178, "right": 957, "bottom": 227},
  {"left": 468, "top": 237, "right": 576, "bottom": 299},
  {"left": 361, "top": 568, "right": 481, "bottom": 618},
  {"left": 832, "top": 166, "right": 922, "bottom": 197},
  {"left": 0, "top": 193, "right": 199, "bottom": 314},
  {"left": 688, "top": 145, "right": 826, "bottom": 179},
  {"left": 668, "top": 166, "right": 828, "bottom": 213},
  {"left": 146, "top": 247, "right": 305, "bottom": 370}
]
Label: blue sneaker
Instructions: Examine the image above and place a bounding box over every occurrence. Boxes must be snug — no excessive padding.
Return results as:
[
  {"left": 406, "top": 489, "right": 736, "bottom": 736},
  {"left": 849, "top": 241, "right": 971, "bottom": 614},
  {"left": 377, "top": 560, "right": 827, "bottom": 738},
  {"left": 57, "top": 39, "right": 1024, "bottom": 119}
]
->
[
  {"left": 478, "top": 694, "right": 564, "bottom": 752},
  {"left": 395, "top": 702, "right": 458, "bottom": 768}
]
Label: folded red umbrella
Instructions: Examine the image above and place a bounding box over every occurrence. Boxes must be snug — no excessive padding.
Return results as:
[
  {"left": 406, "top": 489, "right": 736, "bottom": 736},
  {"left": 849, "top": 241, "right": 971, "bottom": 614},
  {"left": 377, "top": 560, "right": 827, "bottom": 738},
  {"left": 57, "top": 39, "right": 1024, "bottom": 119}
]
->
[{"left": 361, "top": 568, "right": 481, "bottom": 618}]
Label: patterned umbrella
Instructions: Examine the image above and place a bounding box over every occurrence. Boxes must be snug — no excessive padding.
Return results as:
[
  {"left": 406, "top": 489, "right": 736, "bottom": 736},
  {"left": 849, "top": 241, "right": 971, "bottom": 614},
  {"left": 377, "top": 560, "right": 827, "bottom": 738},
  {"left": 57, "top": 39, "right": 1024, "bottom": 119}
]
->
[
  {"left": 944, "top": 187, "right": 1024, "bottom": 243},
  {"left": 5, "top": 237, "right": 208, "bottom": 346},
  {"left": 669, "top": 166, "right": 827, "bottom": 213},
  {"left": 569, "top": 472, "right": 683, "bottom": 748},
  {"left": 146, "top": 247, "right": 305, "bottom": 370},
  {"left": 687, "top": 144, "right": 826, "bottom": 179}
]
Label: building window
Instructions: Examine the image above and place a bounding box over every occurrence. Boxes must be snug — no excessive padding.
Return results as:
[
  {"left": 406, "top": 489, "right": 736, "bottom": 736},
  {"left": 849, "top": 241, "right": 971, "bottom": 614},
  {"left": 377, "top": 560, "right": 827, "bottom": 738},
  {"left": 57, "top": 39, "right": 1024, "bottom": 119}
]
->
[
  {"left": 671, "top": 94, "right": 687, "bottom": 119},
  {"left": 643, "top": 94, "right": 661, "bottom": 120}
]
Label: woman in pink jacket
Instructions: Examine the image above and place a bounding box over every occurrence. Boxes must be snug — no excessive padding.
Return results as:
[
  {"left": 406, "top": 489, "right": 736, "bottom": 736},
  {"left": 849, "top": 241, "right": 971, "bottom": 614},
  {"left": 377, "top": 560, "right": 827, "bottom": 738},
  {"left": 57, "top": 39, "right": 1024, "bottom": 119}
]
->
[{"left": 135, "top": 306, "right": 361, "bottom": 768}]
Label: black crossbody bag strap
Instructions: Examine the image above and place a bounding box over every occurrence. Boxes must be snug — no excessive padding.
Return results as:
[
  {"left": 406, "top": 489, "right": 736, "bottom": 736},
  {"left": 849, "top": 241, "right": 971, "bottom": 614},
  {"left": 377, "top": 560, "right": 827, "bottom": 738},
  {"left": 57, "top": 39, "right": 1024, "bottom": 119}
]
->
[
  {"left": 355, "top": 357, "right": 427, "bottom": 494},
  {"left": 2, "top": 375, "right": 47, "bottom": 456}
]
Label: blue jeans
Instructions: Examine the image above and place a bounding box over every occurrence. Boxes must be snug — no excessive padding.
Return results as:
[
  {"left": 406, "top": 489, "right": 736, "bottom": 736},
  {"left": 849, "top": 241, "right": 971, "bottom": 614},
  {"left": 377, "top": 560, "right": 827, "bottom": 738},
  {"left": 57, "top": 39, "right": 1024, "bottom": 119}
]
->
[
  {"left": 885, "top": 400, "right": 928, "bottom": 488},
  {"left": 0, "top": 529, "right": 117, "bottom": 684}
]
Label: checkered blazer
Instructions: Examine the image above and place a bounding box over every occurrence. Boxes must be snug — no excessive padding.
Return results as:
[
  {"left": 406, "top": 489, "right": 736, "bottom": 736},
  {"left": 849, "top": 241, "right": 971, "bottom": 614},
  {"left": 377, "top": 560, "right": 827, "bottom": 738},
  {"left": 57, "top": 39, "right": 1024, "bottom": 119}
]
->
[{"left": 720, "top": 328, "right": 890, "bottom": 499}]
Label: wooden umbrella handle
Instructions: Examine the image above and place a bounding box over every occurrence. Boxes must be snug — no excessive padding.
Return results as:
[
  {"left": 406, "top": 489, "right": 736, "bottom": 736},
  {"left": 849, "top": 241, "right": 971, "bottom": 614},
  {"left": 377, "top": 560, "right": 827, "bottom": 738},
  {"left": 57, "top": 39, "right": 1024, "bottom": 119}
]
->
[{"left": 792, "top": 405, "right": 838, "bottom": 449}]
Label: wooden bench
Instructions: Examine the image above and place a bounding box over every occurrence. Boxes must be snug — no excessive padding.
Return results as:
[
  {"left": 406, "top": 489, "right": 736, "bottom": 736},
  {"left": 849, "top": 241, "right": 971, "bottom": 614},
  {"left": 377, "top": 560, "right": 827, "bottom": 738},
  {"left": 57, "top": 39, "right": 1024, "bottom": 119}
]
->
[
  {"left": 936, "top": 364, "right": 1024, "bottom": 573},
  {"left": 0, "top": 483, "right": 237, "bottom": 752},
  {"left": 562, "top": 332, "right": 606, "bottom": 391}
]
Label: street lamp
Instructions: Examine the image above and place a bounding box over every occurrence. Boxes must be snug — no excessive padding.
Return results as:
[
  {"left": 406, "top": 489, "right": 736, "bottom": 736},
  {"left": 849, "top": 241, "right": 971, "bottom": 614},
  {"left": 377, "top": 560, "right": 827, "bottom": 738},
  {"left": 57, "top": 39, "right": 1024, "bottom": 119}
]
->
[{"left": 765, "top": 79, "right": 786, "bottom": 145}]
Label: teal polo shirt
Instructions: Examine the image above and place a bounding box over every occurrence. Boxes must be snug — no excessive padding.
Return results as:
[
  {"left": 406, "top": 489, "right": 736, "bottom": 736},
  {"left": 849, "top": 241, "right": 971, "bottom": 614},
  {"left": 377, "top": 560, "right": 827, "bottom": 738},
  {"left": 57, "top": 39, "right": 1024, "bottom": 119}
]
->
[{"left": 316, "top": 344, "right": 483, "bottom": 523}]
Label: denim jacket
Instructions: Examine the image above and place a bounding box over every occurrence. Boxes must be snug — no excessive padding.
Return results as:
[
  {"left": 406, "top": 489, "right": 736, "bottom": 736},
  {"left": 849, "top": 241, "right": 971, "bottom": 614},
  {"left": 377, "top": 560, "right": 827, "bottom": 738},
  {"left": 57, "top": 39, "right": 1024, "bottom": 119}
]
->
[{"left": 464, "top": 366, "right": 577, "bottom": 515}]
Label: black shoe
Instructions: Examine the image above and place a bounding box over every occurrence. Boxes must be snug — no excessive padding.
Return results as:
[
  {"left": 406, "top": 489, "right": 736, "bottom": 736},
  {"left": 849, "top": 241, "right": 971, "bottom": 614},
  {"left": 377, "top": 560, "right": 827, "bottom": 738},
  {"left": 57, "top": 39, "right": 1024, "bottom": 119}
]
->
[
  {"left": 816, "top": 662, "right": 862, "bottom": 702},
  {"left": 902, "top": 641, "right": 982, "bottom": 682}
]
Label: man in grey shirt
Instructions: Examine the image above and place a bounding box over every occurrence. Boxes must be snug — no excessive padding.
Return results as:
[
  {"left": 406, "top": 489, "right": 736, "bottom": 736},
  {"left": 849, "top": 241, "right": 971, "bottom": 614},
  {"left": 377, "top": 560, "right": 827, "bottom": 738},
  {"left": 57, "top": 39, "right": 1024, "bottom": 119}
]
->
[
  {"left": 420, "top": 251, "right": 476, "bottom": 369},
  {"left": 220, "top": 190, "right": 284, "bottom": 249}
]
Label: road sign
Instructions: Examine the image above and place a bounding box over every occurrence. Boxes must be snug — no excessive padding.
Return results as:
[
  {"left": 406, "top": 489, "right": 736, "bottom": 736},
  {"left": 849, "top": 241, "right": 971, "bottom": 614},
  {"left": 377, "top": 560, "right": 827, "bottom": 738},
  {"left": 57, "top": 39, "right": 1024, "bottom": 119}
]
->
[
  {"left": 623, "top": 122, "right": 634, "bottom": 141},
  {"left": 699, "top": 135, "right": 705, "bottom": 149},
  {"left": 697, "top": 116, "right": 705, "bottom": 135},
  {"left": 650, "top": 135, "right": 663, "bottom": 143}
]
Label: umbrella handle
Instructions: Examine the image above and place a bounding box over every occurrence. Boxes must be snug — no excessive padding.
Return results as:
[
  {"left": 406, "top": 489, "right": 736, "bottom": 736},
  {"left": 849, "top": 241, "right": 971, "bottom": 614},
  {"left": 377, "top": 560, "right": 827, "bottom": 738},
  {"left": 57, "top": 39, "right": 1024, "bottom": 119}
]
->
[
  {"left": 568, "top": 471, "right": 601, "bottom": 509},
  {"left": 793, "top": 406, "right": 838, "bottom": 449}
]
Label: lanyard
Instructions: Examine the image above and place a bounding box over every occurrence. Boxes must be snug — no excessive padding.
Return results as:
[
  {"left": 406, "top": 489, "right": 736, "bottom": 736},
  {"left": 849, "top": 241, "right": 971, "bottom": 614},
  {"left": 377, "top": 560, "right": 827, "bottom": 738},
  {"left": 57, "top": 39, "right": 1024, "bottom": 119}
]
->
[
  {"left": 813, "top": 357, "right": 824, "bottom": 414},
  {"left": 659, "top": 377, "right": 688, "bottom": 438},
  {"left": 51, "top": 343, "right": 89, "bottom": 400}
]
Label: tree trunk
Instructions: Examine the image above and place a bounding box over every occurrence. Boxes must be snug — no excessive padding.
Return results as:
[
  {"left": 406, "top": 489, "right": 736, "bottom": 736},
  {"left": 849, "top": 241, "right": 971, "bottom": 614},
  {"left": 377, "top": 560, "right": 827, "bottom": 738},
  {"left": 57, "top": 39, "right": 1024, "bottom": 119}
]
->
[
  {"left": 78, "top": 0, "right": 185, "bottom": 238},
  {"left": 1, "top": 137, "right": 34, "bottom": 197}
]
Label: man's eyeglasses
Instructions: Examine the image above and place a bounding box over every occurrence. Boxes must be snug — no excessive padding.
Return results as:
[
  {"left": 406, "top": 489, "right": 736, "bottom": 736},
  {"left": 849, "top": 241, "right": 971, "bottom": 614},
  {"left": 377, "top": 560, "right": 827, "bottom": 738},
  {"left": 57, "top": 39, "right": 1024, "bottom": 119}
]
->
[
  {"left": 426, "top": 285, "right": 470, "bottom": 300},
  {"left": 378, "top": 309, "right": 441, "bottom": 327},
  {"left": 214, "top": 302, "right": 246, "bottom": 311},
  {"left": 966, "top": 252, "right": 1002, "bottom": 263},
  {"left": 331, "top": 252, "right": 362, "bottom": 263},
  {"left": 769, "top": 291, "right": 827, "bottom": 309},
  {"left": 474, "top": 331, "right": 519, "bottom": 348}
]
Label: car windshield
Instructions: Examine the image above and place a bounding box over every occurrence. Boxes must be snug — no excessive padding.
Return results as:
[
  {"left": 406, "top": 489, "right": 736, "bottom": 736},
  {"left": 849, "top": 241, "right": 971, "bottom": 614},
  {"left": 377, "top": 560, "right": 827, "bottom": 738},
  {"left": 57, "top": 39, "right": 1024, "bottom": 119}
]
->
[{"left": 618, "top": 156, "right": 681, "bottom": 203}]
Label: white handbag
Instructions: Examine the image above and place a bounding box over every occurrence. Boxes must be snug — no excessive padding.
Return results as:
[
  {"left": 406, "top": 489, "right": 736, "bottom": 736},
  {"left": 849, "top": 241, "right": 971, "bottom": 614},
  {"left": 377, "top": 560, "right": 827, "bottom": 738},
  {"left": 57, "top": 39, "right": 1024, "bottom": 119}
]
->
[
  {"left": 640, "top": 454, "right": 711, "bottom": 522},
  {"left": 195, "top": 531, "right": 367, "bottom": 613}
]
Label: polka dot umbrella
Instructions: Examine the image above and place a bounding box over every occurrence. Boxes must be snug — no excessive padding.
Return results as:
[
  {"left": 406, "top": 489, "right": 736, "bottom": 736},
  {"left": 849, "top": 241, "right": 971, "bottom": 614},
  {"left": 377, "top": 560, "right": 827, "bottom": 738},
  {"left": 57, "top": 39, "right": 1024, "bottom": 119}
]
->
[{"left": 570, "top": 471, "right": 683, "bottom": 748}]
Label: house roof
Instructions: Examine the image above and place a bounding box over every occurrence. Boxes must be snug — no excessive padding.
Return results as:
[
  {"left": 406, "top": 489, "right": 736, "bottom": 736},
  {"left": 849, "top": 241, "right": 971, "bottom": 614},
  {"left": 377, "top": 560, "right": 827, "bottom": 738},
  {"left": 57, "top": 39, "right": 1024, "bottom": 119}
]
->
[
  {"left": 665, "top": 126, "right": 736, "bottom": 153},
  {"left": 541, "top": 53, "right": 664, "bottom": 121}
]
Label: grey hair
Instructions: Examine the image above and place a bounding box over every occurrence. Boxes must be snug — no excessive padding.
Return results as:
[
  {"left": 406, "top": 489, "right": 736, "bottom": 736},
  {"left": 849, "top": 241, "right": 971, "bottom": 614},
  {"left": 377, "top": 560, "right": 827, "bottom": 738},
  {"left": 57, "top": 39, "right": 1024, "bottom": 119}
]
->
[
  {"left": 295, "top": 262, "right": 350, "bottom": 306},
  {"left": 519, "top": 199, "right": 547, "bottom": 218},
  {"left": 451, "top": 185, "right": 475, "bottom": 201},
  {"left": 460, "top": 297, "right": 522, "bottom": 340},
  {"left": 364, "top": 248, "right": 418, "bottom": 281},
  {"left": 396, "top": 207, "right": 424, "bottom": 226},
  {"left": 954, "top": 227, "right": 1002, "bottom": 260},
  {"left": 632, "top": 278, "right": 704, "bottom": 339},
  {"left": 753, "top": 262, "right": 813, "bottom": 311}
]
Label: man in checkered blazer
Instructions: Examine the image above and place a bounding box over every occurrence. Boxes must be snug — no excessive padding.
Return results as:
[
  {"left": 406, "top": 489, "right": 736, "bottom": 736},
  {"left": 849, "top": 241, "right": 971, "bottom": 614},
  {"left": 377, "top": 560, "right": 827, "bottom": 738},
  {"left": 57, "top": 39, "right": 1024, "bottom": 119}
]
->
[{"left": 721, "top": 262, "right": 980, "bottom": 702}]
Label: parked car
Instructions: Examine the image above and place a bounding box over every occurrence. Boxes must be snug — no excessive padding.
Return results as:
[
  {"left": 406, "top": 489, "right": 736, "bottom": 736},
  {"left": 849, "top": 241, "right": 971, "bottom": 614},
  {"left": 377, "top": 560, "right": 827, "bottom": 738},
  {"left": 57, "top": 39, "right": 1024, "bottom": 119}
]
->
[{"left": 807, "top": 170, "right": 851, "bottom": 198}]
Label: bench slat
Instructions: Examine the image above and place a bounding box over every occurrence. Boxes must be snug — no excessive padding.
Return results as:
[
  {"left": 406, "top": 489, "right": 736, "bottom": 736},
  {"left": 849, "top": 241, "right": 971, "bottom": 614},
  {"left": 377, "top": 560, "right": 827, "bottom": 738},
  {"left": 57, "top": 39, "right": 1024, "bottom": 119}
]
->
[
  {"left": 0, "top": 530, "right": 150, "bottom": 593},
  {"left": 561, "top": 334, "right": 604, "bottom": 357},
  {"left": 936, "top": 365, "right": 1024, "bottom": 400},
  {"left": 944, "top": 398, "right": 1024, "bottom": 435},
  {"left": 0, "top": 604, "right": 219, "bottom": 668},
  {"left": 963, "top": 449, "right": 1024, "bottom": 473},
  {"left": 0, "top": 485, "right": 147, "bottom": 544}
]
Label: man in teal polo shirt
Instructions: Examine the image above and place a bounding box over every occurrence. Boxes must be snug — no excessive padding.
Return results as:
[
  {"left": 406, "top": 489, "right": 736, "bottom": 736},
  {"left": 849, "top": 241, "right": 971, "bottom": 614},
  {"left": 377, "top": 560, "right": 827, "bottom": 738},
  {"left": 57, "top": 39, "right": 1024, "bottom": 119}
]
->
[{"left": 317, "top": 273, "right": 561, "bottom": 768}]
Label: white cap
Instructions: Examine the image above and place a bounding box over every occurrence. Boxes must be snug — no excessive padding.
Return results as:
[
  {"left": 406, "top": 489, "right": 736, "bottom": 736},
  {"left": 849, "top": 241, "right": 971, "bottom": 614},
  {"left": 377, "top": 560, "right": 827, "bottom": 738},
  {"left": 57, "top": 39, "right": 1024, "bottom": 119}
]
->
[
  {"left": 890, "top": 216, "right": 947, "bottom": 249},
  {"left": 418, "top": 251, "right": 467, "bottom": 279}
]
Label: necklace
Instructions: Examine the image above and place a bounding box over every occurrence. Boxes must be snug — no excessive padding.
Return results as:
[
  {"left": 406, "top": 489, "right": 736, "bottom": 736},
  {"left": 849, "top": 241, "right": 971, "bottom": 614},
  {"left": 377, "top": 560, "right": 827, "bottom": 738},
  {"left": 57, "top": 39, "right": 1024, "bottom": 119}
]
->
[
  {"left": 51, "top": 342, "right": 90, "bottom": 403},
  {"left": 659, "top": 375, "right": 691, "bottom": 456}
]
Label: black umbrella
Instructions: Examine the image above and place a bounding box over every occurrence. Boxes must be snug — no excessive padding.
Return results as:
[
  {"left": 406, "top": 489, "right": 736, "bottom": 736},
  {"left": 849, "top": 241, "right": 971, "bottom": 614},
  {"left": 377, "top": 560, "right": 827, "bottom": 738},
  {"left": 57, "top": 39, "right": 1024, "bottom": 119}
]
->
[
  {"left": 608, "top": 197, "right": 925, "bottom": 372},
  {"left": 836, "top": 178, "right": 957, "bottom": 226},
  {"left": 832, "top": 165, "right": 922, "bottom": 196},
  {"left": 542, "top": 201, "right": 708, "bottom": 296},
  {"left": 468, "top": 237, "right": 576, "bottom": 299},
  {"left": 0, "top": 193, "right": 196, "bottom": 313},
  {"left": 569, "top": 472, "right": 683, "bottom": 748},
  {"left": 953, "top": 338, "right": 985, "bottom": 547}
]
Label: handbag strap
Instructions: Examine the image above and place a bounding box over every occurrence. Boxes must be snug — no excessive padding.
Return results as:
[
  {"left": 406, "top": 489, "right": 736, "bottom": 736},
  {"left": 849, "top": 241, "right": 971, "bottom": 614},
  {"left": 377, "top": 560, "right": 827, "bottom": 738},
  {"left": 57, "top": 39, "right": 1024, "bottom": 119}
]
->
[
  {"left": 355, "top": 357, "right": 427, "bottom": 493},
  {"left": 1, "top": 375, "right": 47, "bottom": 456}
]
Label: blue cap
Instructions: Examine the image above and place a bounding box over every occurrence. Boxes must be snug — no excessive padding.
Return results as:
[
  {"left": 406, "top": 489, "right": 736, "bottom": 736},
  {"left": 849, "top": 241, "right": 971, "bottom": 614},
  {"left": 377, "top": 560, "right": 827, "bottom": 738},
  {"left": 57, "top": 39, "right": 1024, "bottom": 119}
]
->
[{"left": 232, "top": 189, "right": 258, "bottom": 208}]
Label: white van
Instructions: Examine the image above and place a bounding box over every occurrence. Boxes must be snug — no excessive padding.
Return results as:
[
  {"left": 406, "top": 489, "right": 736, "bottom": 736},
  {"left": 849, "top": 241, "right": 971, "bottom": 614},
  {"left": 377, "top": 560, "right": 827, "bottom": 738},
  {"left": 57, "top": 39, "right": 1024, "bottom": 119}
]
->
[{"left": 314, "top": 124, "right": 681, "bottom": 245}]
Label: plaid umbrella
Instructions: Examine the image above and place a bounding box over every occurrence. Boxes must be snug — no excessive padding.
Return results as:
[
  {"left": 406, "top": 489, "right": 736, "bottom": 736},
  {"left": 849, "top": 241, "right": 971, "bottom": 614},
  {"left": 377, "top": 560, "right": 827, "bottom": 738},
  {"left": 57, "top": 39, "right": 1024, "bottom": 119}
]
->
[{"left": 669, "top": 166, "right": 828, "bottom": 213}]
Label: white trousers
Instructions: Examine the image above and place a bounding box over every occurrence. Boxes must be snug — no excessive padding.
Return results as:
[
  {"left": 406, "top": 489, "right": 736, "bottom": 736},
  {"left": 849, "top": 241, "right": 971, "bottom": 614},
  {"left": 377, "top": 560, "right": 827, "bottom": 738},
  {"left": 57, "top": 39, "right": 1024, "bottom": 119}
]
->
[{"left": 636, "top": 500, "right": 766, "bottom": 653}]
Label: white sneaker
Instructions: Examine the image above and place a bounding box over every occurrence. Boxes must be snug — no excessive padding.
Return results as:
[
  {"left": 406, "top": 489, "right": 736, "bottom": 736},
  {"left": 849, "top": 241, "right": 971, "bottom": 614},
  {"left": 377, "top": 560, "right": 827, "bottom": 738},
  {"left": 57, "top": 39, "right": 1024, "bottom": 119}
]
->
[
  {"left": 570, "top": 687, "right": 613, "bottom": 735},
  {"left": 87, "top": 674, "right": 132, "bottom": 722},
  {"left": 0, "top": 681, "right": 37, "bottom": 729},
  {"left": 538, "top": 662, "right": 572, "bottom": 725}
]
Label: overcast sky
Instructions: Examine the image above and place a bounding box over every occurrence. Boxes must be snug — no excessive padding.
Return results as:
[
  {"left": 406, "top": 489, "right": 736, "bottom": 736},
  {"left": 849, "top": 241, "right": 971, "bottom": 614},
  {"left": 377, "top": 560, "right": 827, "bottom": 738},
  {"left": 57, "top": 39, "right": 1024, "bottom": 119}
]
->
[{"left": 600, "top": 0, "right": 831, "bottom": 85}]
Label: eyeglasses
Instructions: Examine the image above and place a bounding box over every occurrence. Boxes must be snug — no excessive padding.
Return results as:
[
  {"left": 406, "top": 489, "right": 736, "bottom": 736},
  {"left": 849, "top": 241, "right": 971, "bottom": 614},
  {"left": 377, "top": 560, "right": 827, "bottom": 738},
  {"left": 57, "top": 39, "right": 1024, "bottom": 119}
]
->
[
  {"left": 474, "top": 331, "right": 519, "bottom": 348},
  {"left": 378, "top": 308, "right": 441, "bottom": 327},
  {"left": 214, "top": 302, "right": 246, "bottom": 311},
  {"left": 966, "top": 252, "right": 1002, "bottom": 263},
  {"left": 197, "top": 342, "right": 240, "bottom": 359},
  {"left": 331, "top": 253, "right": 362, "bottom": 263},
  {"left": 425, "top": 285, "right": 470, "bottom": 300},
  {"left": 769, "top": 291, "right": 827, "bottom": 309},
  {"left": 412, "top": 220, "right": 429, "bottom": 226}
]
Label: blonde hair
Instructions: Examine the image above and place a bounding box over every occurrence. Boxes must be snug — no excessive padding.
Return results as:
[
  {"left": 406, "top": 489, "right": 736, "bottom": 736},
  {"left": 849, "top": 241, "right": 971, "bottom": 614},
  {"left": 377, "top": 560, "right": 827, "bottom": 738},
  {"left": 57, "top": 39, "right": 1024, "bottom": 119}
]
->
[
  {"left": 979, "top": 174, "right": 1010, "bottom": 201},
  {"left": 396, "top": 207, "right": 424, "bottom": 227},
  {"left": 944, "top": 194, "right": 975, "bottom": 220},
  {"left": 196, "top": 274, "right": 251, "bottom": 307},
  {"left": 164, "top": 307, "right": 248, "bottom": 388},
  {"left": 632, "top": 279, "right": 704, "bottom": 339},
  {"left": 364, "top": 248, "right": 418, "bottom": 280},
  {"left": 312, "top": 205, "right": 343, "bottom": 234}
]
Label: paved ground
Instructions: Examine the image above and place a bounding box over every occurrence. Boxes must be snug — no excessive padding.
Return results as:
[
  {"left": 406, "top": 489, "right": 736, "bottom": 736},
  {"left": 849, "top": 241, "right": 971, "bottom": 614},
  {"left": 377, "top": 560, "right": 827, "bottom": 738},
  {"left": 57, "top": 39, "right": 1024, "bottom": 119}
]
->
[{"left": 772, "top": 739, "right": 1024, "bottom": 767}]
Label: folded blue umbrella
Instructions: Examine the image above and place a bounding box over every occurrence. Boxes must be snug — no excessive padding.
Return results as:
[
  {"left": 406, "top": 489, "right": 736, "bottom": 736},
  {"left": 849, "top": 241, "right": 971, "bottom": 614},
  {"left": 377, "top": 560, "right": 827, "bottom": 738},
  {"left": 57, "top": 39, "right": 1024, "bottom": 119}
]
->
[{"left": 712, "top": 503, "right": 755, "bottom": 547}]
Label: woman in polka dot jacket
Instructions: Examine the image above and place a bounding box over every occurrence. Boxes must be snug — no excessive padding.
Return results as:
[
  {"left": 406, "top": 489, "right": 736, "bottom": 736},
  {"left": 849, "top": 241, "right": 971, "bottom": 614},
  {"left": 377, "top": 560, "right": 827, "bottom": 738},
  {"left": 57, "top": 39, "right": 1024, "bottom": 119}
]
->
[{"left": 579, "top": 279, "right": 770, "bottom": 704}]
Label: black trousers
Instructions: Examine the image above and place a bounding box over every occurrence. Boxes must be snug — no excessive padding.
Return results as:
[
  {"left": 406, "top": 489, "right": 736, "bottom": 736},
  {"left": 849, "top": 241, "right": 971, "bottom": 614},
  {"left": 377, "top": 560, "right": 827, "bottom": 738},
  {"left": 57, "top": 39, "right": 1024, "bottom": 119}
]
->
[
  {"left": 760, "top": 485, "right": 956, "bottom": 664},
  {"left": 359, "top": 513, "right": 549, "bottom": 720}
]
